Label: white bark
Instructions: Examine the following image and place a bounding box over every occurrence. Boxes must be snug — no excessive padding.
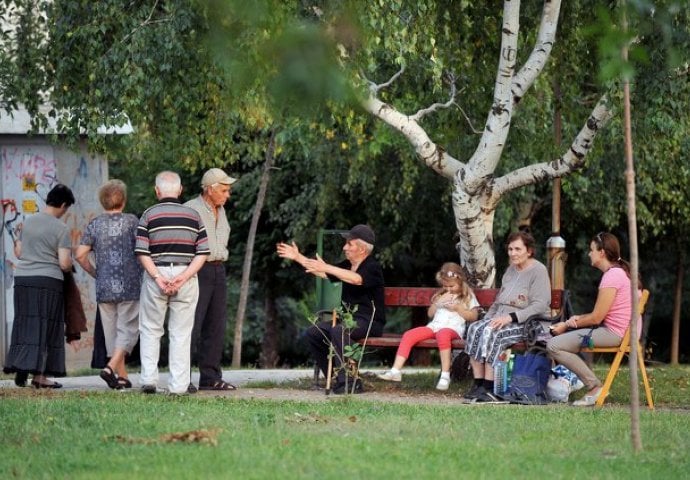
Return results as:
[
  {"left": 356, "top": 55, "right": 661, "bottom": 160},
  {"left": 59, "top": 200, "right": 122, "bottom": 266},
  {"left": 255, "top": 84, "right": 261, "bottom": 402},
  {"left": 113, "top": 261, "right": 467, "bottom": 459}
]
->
[
  {"left": 487, "top": 95, "right": 614, "bottom": 208},
  {"left": 363, "top": 81, "right": 462, "bottom": 180},
  {"left": 511, "top": 0, "right": 562, "bottom": 105},
  {"left": 461, "top": 0, "right": 520, "bottom": 192},
  {"left": 363, "top": 0, "right": 613, "bottom": 287}
]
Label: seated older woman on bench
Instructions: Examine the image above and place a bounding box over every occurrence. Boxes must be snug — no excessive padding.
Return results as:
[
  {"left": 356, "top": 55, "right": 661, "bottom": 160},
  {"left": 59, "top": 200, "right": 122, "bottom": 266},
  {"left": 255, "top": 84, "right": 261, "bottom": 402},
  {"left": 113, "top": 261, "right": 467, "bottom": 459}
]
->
[{"left": 463, "top": 231, "right": 551, "bottom": 403}]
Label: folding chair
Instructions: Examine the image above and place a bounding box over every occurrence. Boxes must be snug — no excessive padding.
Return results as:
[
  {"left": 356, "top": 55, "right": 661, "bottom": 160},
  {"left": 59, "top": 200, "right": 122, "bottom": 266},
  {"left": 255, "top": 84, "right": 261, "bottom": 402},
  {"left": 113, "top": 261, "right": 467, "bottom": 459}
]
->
[{"left": 580, "top": 289, "right": 653, "bottom": 409}]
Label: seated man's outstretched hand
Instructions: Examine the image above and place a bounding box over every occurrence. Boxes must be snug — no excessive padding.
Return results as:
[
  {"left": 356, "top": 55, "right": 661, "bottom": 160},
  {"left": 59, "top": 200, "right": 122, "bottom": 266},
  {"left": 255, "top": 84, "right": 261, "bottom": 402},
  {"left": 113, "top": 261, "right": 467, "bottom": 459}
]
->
[
  {"left": 276, "top": 241, "right": 300, "bottom": 261},
  {"left": 303, "top": 254, "right": 328, "bottom": 276}
]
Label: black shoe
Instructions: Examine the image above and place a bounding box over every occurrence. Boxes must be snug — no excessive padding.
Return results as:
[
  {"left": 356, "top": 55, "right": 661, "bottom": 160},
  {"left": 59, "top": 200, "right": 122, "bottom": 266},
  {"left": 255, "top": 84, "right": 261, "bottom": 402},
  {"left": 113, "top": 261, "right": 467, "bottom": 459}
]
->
[
  {"left": 472, "top": 391, "right": 508, "bottom": 404},
  {"left": 332, "top": 379, "right": 364, "bottom": 395},
  {"left": 462, "top": 384, "right": 486, "bottom": 400},
  {"left": 31, "top": 379, "right": 62, "bottom": 389},
  {"left": 187, "top": 383, "right": 198, "bottom": 394},
  {"left": 14, "top": 372, "right": 28, "bottom": 387},
  {"left": 141, "top": 384, "right": 157, "bottom": 394}
]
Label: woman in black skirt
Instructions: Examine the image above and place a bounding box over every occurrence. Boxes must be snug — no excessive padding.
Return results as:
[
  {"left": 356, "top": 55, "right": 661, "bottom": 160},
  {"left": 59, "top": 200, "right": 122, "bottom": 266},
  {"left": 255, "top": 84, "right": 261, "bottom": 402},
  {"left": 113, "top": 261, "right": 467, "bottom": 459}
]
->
[{"left": 3, "top": 184, "right": 76, "bottom": 388}]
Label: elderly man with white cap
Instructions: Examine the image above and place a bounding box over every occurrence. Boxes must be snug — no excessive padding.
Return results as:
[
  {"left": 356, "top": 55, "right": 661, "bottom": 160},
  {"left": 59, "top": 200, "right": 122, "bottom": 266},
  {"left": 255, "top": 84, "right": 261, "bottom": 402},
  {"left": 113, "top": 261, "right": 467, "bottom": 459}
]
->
[
  {"left": 277, "top": 224, "right": 386, "bottom": 394},
  {"left": 184, "top": 167, "right": 237, "bottom": 391}
]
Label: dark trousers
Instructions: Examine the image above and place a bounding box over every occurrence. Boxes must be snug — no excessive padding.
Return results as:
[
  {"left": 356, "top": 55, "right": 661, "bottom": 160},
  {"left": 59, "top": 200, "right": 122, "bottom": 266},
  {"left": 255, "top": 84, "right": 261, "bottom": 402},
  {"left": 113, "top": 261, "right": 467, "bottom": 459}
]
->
[
  {"left": 191, "top": 263, "right": 227, "bottom": 385},
  {"left": 305, "top": 316, "right": 383, "bottom": 383}
]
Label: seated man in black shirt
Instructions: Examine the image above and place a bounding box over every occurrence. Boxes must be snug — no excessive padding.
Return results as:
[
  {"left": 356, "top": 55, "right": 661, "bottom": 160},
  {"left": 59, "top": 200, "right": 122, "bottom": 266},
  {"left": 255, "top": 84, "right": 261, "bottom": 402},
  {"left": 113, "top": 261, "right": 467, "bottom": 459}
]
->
[{"left": 276, "top": 224, "right": 385, "bottom": 393}]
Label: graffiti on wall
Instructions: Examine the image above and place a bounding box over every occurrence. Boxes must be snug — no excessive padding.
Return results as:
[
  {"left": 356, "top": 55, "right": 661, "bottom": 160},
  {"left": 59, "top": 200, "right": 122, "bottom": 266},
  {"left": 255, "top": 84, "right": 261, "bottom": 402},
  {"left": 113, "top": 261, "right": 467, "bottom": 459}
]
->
[{"left": 1, "top": 145, "right": 104, "bottom": 360}]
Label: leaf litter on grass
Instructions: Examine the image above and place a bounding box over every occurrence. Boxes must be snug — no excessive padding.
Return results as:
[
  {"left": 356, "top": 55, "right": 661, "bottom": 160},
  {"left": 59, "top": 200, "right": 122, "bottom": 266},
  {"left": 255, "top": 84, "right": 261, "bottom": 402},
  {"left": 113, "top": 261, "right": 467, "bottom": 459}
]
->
[{"left": 105, "top": 428, "right": 222, "bottom": 446}]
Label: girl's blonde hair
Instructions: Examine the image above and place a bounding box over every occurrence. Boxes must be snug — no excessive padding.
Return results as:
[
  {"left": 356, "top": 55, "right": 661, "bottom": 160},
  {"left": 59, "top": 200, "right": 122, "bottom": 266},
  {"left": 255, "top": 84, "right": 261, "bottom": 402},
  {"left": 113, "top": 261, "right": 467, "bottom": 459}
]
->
[{"left": 434, "top": 262, "right": 472, "bottom": 307}]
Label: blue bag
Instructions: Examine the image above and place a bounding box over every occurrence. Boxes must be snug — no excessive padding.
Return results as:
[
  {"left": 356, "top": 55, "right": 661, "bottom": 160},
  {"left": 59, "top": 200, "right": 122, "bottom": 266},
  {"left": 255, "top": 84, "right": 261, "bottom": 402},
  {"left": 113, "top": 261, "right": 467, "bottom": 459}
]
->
[{"left": 503, "top": 350, "right": 551, "bottom": 405}]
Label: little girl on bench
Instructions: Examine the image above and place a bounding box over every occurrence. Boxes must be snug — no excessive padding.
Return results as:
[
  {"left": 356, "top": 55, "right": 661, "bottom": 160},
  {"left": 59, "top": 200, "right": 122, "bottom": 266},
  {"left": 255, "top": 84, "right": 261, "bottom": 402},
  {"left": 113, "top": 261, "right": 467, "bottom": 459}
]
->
[{"left": 378, "top": 262, "right": 479, "bottom": 390}]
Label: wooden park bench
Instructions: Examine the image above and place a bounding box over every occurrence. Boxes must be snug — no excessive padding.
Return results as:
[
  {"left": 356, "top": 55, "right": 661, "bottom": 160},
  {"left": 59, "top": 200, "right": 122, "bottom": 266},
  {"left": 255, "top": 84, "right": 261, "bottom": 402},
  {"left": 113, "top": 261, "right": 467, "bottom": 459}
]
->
[{"left": 357, "top": 287, "right": 565, "bottom": 351}]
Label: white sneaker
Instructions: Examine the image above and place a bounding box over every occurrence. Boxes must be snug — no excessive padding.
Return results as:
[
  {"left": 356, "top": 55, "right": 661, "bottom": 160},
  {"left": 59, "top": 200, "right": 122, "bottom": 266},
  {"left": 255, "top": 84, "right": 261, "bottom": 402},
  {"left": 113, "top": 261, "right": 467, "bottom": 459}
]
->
[
  {"left": 377, "top": 370, "right": 402, "bottom": 382},
  {"left": 572, "top": 386, "right": 603, "bottom": 406},
  {"left": 436, "top": 377, "right": 450, "bottom": 391}
]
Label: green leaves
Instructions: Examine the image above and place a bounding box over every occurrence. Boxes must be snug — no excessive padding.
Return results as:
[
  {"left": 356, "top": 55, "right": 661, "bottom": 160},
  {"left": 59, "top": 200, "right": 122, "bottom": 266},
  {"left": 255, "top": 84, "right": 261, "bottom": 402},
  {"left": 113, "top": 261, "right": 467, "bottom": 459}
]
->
[{"left": 585, "top": 1, "right": 688, "bottom": 84}]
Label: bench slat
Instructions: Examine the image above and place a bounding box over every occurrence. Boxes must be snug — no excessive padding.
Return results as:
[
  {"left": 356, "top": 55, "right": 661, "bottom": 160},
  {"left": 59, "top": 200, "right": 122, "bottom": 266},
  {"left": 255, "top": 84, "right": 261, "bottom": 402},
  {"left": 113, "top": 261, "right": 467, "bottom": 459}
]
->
[
  {"left": 384, "top": 287, "right": 563, "bottom": 310},
  {"left": 359, "top": 334, "right": 465, "bottom": 349}
]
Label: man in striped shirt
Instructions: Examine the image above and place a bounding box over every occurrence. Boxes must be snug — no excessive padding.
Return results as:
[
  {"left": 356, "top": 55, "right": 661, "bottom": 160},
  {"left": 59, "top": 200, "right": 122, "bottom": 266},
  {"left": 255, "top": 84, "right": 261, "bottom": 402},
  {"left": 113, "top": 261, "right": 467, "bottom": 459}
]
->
[{"left": 135, "top": 171, "right": 210, "bottom": 395}]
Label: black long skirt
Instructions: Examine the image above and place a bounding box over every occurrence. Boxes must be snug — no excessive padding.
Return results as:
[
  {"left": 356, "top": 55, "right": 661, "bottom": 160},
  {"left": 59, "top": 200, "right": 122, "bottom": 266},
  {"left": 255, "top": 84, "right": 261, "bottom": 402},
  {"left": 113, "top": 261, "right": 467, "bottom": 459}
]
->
[{"left": 3, "top": 276, "right": 66, "bottom": 377}]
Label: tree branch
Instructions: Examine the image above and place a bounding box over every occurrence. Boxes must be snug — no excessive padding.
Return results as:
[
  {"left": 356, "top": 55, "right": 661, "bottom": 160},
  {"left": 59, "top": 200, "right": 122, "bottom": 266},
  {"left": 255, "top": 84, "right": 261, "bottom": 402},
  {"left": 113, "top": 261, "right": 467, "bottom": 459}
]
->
[
  {"left": 362, "top": 94, "right": 463, "bottom": 179},
  {"left": 456, "top": 102, "right": 483, "bottom": 134},
  {"left": 365, "top": 65, "right": 405, "bottom": 95},
  {"left": 410, "top": 75, "right": 457, "bottom": 122},
  {"left": 120, "top": 0, "right": 171, "bottom": 45},
  {"left": 511, "top": 0, "right": 562, "bottom": 105},
  {"left": 486, "top": 95, "right": 614, "bottom": 207},
  {"left": 461, "top": 0, "right": 521, "bottom": 192}
]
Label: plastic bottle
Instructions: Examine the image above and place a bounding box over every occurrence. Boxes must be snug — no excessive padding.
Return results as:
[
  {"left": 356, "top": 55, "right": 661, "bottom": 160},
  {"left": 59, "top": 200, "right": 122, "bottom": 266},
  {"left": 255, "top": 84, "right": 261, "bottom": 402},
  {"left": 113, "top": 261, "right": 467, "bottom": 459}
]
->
[
  {"left": 493, "top": 349, "right": 511, "bottom": 396},
  {"left": 493, "top": 359, "right": 506, "bottom": 396},
  {"left": 506, "top": 352, "right": 515, "bottom": 389}
]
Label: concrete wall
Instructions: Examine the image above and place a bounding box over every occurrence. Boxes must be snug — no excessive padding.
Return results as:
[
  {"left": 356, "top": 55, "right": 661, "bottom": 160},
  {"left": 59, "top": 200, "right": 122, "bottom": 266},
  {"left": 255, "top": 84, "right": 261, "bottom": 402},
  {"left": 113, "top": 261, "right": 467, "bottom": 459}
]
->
[{"left": 0, "top": 135, "right": 107, "bottom": 371}]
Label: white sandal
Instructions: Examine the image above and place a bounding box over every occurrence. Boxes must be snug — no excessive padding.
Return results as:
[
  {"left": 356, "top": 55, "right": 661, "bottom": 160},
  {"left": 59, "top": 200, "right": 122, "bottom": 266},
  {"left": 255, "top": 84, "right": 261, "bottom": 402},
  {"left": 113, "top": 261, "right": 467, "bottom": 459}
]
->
[{"left": 377, "top": 370, "right": 402, "bottom": 382}]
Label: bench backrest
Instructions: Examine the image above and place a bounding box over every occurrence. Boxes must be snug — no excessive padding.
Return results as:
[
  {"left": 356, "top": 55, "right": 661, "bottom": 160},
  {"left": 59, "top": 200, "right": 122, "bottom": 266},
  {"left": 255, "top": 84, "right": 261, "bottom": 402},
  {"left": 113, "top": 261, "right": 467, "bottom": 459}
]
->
[{"left": 384, "top": 287, "right": 564, "bottom": 310}]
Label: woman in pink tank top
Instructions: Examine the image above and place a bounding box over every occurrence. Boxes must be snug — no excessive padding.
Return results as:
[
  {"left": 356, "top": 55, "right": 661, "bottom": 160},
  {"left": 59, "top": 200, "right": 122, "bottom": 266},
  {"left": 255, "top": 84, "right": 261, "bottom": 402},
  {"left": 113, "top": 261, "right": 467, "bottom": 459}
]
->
[{"left": 546, "top": 232, "right": 642, "bottom": 406}]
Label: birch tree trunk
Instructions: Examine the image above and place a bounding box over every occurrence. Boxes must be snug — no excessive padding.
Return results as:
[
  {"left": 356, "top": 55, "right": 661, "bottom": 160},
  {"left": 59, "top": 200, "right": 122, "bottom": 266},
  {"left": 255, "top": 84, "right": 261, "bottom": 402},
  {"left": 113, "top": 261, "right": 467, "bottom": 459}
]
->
[{"left": 363, "top": 0, "right": 613, "bottom": 287}]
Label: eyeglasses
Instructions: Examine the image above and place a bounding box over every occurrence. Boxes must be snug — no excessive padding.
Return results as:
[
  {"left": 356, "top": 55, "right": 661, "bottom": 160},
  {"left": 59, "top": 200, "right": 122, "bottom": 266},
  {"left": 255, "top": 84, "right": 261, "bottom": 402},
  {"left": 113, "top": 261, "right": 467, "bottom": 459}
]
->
[
  {"left": 595, "top": 232, "right": 605, "bottom": 246},
  {"left": 441, "top": 271, "right": 461, "bottom": 278}
]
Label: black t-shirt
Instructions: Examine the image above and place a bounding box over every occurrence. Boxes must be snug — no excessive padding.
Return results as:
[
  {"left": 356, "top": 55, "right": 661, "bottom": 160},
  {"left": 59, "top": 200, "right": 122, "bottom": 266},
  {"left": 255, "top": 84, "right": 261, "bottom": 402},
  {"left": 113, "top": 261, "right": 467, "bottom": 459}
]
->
[{"left": 329, "top": 255, "right": 386, "bottom": 325}]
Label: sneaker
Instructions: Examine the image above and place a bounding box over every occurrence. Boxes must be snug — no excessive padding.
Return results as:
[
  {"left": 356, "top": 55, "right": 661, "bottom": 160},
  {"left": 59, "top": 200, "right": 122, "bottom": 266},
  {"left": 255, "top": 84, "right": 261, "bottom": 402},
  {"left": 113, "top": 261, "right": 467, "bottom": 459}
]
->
[
  {"left": 462, "top": 384, "right": 486, "bottom": 400},
  {"left": 165, "top": 390, "right": 189, "bottom": 397},
  {"left": 332, "top": 379, "right": 364, "bottom": 395},
  {"left": 141, "top": 384, "right": 157, "bottom": 394},
  {"left": 472, "top": 391, "right": 508, "bottom": 404},
  {"left": 436, "top": 377, "right": 450, "bottom": 391},
  {"left": 377, "top": 370, "right": 402, "bottom": 382},
  {"left": 572, "top": 386, "right": 604, "bottom": 406}
]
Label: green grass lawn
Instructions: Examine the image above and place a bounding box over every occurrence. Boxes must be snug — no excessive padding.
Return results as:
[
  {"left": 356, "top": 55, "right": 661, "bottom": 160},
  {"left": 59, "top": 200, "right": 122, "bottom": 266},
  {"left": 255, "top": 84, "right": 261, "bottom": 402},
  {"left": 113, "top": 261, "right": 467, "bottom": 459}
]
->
[{"left": 1, "top": 365, "right": 689, "bottom": 479}]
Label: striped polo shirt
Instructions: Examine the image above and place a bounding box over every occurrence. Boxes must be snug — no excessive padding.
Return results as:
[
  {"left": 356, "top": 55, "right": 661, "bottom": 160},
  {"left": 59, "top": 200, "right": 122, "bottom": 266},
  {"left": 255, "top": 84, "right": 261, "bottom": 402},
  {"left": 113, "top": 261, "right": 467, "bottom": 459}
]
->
[{"left": 135, "top": 198, "right": 210, "bottom": 264}]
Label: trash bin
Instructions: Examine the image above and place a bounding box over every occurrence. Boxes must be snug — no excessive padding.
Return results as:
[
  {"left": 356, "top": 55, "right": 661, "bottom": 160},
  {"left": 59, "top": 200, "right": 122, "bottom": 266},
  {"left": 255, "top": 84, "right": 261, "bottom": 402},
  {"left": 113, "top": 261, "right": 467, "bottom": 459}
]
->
[{"left": 315, "top": 228, "right": 346, "bottom": 313}]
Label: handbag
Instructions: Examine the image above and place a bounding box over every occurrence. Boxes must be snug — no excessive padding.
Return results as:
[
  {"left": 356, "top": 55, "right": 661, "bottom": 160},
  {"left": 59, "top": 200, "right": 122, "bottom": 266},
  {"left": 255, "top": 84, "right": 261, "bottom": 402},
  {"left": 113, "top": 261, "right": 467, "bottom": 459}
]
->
[
  {"left": 502, "top": 348, "right": 552, "bottom": 405},
  {"left": 524, "top": 289, "right": 575, "bottom": 347}
]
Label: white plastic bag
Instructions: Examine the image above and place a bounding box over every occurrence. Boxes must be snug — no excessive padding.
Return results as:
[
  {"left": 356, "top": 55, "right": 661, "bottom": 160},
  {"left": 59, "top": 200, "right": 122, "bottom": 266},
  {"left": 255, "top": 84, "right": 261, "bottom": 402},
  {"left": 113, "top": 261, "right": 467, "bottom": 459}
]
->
[
  {"left": 546, "top": 376, "right": 571, "bottom": 403},
  {"left": 552, "top": 365, "right": 584, "bottom": 392}
]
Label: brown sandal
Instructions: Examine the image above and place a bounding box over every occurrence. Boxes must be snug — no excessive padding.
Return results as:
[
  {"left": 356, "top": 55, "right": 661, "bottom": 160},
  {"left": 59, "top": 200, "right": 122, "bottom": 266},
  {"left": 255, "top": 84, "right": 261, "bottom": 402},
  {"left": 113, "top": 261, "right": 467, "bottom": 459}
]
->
[
  {"left": 116, "top": 377, "right": 132, "bottom": 389},
  {"left": 199, "top": 380, "right": 236, "bottom": 391},
  {"left": 99, "top": 366, "right": 119, "bottom": 389}
]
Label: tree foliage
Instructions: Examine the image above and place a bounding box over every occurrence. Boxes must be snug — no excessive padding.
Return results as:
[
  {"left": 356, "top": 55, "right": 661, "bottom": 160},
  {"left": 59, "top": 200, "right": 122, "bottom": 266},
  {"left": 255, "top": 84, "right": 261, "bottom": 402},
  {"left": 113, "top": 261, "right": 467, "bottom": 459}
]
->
[{"left": 2, "top": 0, "right": 689, "bottom": 363}]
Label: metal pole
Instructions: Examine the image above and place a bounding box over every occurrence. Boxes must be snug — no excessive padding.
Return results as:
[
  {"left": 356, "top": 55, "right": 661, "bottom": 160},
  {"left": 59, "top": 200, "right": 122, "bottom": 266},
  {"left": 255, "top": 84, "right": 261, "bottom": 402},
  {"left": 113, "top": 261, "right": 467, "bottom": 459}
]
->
[{"left": 316, "top": 228, "right": 325, "bottom": 310}]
